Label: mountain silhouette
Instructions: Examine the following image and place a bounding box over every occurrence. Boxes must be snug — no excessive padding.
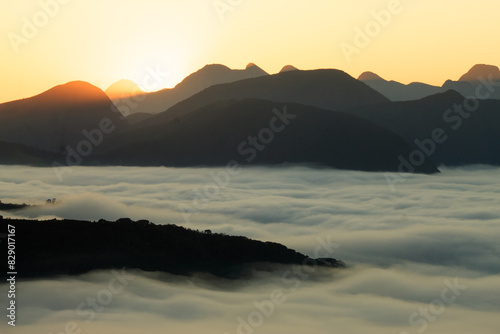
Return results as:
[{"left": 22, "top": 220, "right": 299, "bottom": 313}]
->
[
  {"left": 119, "top": 63, "right": 269, "bottom": 115},
  {"left": 105, "top": 79, "right": 145, "bottom": 100},
  {"left": 3, "top": 64, "right": 497, "bottom": 171},
  {"left": 177, "top": 63, "right": 268, "bottom": 96},
  {"left": 358, "top": 72, "right": 442, "bottom": 101},
  {"left": 458, "top": 64, "right": 500, "bottom": 82},
  {"left": 95, "top": 99, "right": 438, "bottom": 173},
  {"left": 357, "top": 71, "right": 384, "bottom": 81},
  {"left": 245, "top": 62, "right": 267, "bottom": 73},
  {"left": 5, "top": 217, "right": 344, "bottom": 279},
  {"left": 279, "top": 65, "right": 299, "bottom": 73},
  {"left": 0, "top": 81, "right": 125, "bottom": 153},
  {"left": 443, "top": 64, "right": 500, "bottom": 100},
  {"left": 349, "top": 90, "right": 500, "bottom": 166},
  {"left": 133, "top": 69, "right": 390, "bottom": 129},
  {"left": 359, "top": 64, "right": 500, "bottom": 101}
]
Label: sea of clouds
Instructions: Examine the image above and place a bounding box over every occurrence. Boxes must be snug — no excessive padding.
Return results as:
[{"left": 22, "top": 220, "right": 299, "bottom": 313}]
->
[{"left": 1, "top": 165, "right": 499, "bottom": 334}]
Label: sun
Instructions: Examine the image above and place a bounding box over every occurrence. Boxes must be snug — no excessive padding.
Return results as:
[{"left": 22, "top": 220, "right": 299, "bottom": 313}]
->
[{"left": 115, "top": 33, "right": 190, "bottom": 93}]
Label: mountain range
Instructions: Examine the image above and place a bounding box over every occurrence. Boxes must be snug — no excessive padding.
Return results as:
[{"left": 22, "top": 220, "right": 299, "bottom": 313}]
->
[
  {"left": 349, "top": 90, "right": 500, "bottom": 166},
  {"left": 106, "top": 63, "right": 269, "bottom": 116},
  {"left": 91, "top": 99, "right": 438, "bottom": 173},
  {"left": 1, "top": 63, "right": 499, "bottom": 172},
  {"left": 358, "top": 64, "right": 500, "bottom": 101},
  {"left": 128, "top": 68, "right": 390, "bottom": 131}
]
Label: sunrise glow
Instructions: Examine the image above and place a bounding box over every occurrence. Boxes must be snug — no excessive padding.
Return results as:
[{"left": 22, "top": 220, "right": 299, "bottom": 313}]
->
[{"left": 1, "top": 0, "right": 499, "bottom": 103}]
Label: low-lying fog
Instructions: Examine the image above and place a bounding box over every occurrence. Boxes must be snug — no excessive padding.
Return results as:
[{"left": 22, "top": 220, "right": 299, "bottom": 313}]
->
[{"left": 1, "top": 165, "right": 499, "bottom": 334}]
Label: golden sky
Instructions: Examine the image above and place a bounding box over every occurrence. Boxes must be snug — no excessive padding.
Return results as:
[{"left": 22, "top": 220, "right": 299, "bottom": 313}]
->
[{"left": 1, "top": 0, "right": 499, "bottom": 103}]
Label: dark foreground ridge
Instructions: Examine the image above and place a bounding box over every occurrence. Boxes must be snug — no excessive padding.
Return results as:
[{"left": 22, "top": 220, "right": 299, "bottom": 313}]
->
[
  {"left": 1, "top": 217, "right": 344, "bottom": 279},
  {"left": 0, "top": 201, "right": 30, "bottom": 211}
]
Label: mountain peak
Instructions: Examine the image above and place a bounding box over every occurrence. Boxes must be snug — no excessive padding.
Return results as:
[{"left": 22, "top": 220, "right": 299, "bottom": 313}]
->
[
  {"left": 459, "top": 64, "right": 500, "bottom": 82},
  {"left": 201, "top": 64, "right": 232, "bottom": 71},
  {"left": 105, "top": 79, "right": 144, "bottom": 100},
  {"left": 0, "top": 80, "right": 123, "bottom": 154},
  {"left": 52, "top": 80, "right": 98, "bottom": 91},
  {"left": 280, "top": 65, "right": 299, "bottom": 73},
  {"left": 43, "top": 81, "right": 108, "bottom": 102},
  {"left": 177, "top": 63, "right": 267, "bottom": 90},
  {"left": 358, "top": 71, "right": 385, "bottom": 81},
  {"left": 244, "top": 63, "right": 268, "bottom": 76}
]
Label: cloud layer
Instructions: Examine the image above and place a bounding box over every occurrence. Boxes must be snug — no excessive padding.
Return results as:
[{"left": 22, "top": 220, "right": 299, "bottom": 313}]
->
[{"left": 1, "top": 165, "right": 499, "bottom": 333}]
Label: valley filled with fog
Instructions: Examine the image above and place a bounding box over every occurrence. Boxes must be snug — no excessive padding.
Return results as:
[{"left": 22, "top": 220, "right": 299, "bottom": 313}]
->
[{"left": 1, "top": 165, "right": 499, "bottom": 334}]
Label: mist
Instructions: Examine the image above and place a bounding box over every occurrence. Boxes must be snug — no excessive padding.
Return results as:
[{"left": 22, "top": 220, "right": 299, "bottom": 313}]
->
[{"left": 1, "top": 165, "right": 499, "bottom": 333}]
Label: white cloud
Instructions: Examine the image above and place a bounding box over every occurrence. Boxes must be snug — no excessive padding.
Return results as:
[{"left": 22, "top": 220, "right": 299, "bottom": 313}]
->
[{"left": 1, "top": 165, "right": 499, "bottom": 333}]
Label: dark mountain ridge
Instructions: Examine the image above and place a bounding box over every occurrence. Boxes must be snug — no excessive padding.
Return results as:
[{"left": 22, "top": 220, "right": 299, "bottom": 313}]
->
[
  {"left": 349, "top": 90, "right": 500, "bottom": 166},
  {"left": 0, "top": 81, "right": 125, "bottom": 153},
  {"left": 95, "top": 99, "right": 439, "bottom": 174},
  {"left": 1, "top": 217, "right": 344, "bottom": 279},
  {"left": 132, "top": 69, "right": 390, "bottom": 129}
]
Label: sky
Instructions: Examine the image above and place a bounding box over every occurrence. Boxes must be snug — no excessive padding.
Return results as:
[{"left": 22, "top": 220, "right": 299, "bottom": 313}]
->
[
  {"left": 1, "top": 0, "right": 499, "bottom": 104},
  {"left": 1, "top": 165, "right": 499, "bottom": 333}
]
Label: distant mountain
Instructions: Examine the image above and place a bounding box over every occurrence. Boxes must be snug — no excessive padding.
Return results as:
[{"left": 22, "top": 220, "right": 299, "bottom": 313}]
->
[
  {"left": 135, "top": 69, "right": 390, "bottom": 128},
  {"left": 175, "top": 63, "right": 268, "bottom": 97},
  {"left": 279, "top": 65, "right": 299, "bottom": 73},
  {"left": 357, "top": 71, "right": 384, "bottom": 81},
  {"left": 349, "top": 90, "right": 500, "bottom": 166},
  {"left": 95, "top": 99, "right": 438, "bottom": 174},
  {"left": 245, "top": 62, "right": 268, "bottom": 75},
  {"left": 443, "top": 64, "right": 500, "bottom": 99},
  {"left": 120, "top": 63, "right": 269, "bottom": 115},
  {"left": 5, "top": 217, "right": 344, "bottom": 278},
  {"left": 458, "top": 64, "right": 500, "bottom": 82},
  {"left": 359, "top": 64, "right": 500, "bottom": 101},
  {"left": 358, "top": 71, "right": 442, "bottom": 101},
  {"left": 105, "top": 79, "right": 144, "bottom": 100},
  {"left": 0, "top": 81, "right": 125, "bottom": 153},
  {"left": 4, "top": 64, "right": 497, "bottom": 171}
]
